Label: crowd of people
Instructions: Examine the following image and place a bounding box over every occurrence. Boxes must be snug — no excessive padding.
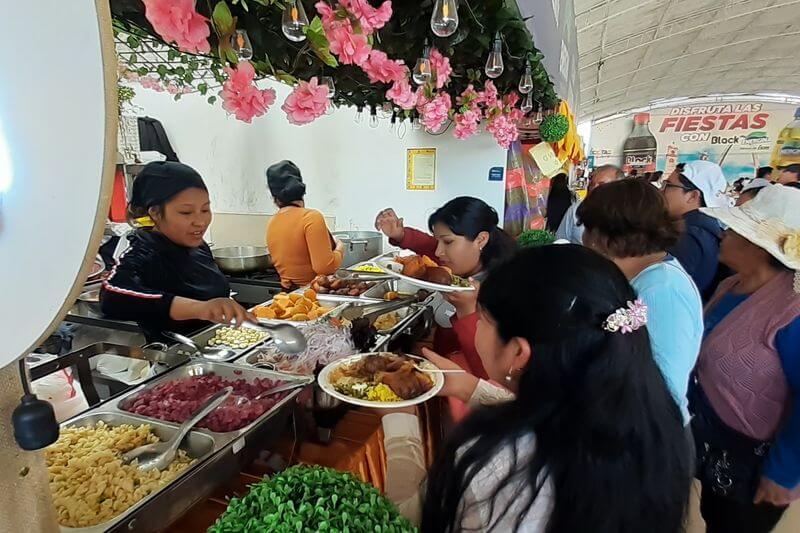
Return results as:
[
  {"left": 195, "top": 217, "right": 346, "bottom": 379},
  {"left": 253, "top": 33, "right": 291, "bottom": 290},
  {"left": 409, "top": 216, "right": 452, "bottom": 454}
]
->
[
  {"left": 376, "top": 161, "right": 800, "bottom": 532},
  {"left": 97, "top": 157, "right": 799, "bottom": 532}
]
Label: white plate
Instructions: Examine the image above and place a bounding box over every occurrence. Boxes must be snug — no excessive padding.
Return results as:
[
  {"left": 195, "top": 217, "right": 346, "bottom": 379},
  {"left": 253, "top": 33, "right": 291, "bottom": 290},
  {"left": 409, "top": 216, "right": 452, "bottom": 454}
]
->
[
  {"left": 317, "top": 352, "right": 444, "bottom": 408},
  {"left": 370, "top": 252, "right": 475, "bottom": 293}
]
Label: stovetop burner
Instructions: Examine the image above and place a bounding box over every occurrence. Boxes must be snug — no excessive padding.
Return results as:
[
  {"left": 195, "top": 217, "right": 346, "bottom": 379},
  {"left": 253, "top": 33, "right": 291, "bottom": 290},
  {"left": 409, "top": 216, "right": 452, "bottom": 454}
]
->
[{"left": 226, "top": 268, "right": 282, "bottom": 286}]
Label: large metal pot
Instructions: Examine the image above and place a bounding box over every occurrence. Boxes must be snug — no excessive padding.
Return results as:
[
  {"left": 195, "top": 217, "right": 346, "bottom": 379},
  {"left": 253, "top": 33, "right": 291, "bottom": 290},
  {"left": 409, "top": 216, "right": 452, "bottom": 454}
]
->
[
  {"left": 212, "top": 246, "right": 272, "bottom": 274},
  {"left": 332, "top": 231, "right": 383, "bottom": 268}
]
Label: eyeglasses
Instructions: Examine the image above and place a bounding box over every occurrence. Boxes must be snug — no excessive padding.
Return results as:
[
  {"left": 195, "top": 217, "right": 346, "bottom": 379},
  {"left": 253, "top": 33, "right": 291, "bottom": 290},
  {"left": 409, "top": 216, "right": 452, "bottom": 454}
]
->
[{"left": 663, "top": 183, "right": 694, "bottom": 192}]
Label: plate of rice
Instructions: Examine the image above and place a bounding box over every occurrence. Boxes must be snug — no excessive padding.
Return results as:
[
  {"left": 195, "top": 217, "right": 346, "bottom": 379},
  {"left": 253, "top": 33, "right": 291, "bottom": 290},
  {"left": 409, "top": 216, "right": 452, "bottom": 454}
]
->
[{"left": 318, "top": 353, "right": 444, "bottom": 408}]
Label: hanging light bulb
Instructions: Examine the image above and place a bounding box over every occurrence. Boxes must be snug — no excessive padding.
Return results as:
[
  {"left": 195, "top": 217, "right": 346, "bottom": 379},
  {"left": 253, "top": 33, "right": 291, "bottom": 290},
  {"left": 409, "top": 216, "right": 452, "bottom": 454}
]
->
[
  {"left": 521, "top": 92, "right": 533, "bottom": 114},
  {"left": 411, "top": 115, "right": 422, "bottom": 130},
  {"left": 369, "top": 107, "right": 379, "bottom": 129},
  {"left": 282, "top": 0, "right": 309, "bottom": 42},
  {"left": 321, "top": 76, "right": 335, "bottom": 99},
  {"left": 431, "top": 0, "right": 459, "bottom": 38},
  {"left": 412, "top": 45, "right": 432, "bottom": 85},
  {"left": 534, "top": 104, "right": 543, "bottom": 124},
  {"left": 397, "top": 119, "right": 408, "bottom": 139},
  {"left": 231, "top": 30, "right": 253, "bottom": 60},
  {"left": 518, "top": 62, "right": 533, "bottom": 94},
  {"left": 389, "top": 113, "right": 397, "bottom": 132},
  {"left": 326, "top": 102, "right": 336, "bottom": 115},
  {"left": 485, "top": 33, "right": 504, "bottom": 79},
  {"left": 354, "top": 106, "right": 364, "bottom": 124}
]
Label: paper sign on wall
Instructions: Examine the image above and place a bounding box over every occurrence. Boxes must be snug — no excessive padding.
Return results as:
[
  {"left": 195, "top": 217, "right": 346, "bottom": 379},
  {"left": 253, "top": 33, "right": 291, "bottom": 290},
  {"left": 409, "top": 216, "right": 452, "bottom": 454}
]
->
[
  {"left": 488, "top": 166, "right": 504, "bottom": 181},
  {"left": 528, "top": 142, "right": 564, "bottom": 177},
  {"left": 406, "top": 148, "right": 436, "bottom": 190}
]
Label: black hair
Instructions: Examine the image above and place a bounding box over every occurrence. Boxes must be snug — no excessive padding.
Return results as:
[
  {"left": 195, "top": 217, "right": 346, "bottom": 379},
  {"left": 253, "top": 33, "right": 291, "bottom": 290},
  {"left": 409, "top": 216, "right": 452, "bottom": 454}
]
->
[
  {"left": 651, "top": 170, "right": 664, "bottom": 182},
  {"left": 675, "top": 163, "right": 686, "bottom": 172},
  {"left": 427, "top": 197, "right": 517, "bottom": 271},
  {"left": 545, "top": 174, "right": 574, "bottom": 233},
  {"left": 266, "top": 160, "right": 307, "bottom": 207},
  {"left": 756, "top": 166, "right": 773, "bottom": 180},
  {"left": 677, "top": 173, "right": 706, "bottom": 207},
  {"left": 127, "top": 161, "right": 208, "bottom": 223},
  {"left": 422, "top": 244, "right": 691, "bottom": 533}
]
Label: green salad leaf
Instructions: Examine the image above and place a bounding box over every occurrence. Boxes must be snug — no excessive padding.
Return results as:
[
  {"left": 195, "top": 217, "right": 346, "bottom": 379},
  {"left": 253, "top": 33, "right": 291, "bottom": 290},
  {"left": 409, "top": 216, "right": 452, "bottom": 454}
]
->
[{"left": 208, "top": 465, "right": 417, "bottom": 533}]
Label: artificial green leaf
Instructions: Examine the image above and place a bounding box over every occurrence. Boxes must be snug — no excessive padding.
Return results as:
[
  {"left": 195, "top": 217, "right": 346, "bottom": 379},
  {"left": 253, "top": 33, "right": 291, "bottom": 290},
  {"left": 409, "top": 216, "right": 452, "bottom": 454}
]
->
[
  {"left": 129, "top": 53, "right": 137, "bottom": 64},
  {"left": 198, "top": 82, "right": 208, "bottom": 95},
  {"left": 275, "top": 70, "right": 298, "bottom": 85},
  {"left": 126, "top": 35, "right": 140, "bottom": 49},
  {"left": 167, "top": 49, "right": 179, "bottom": 61},
  {"left": 208, "top": 96, "right": 217, "bottom": 105},
  {"left": 303, "top": 16, "right": 338, "bottom": 67},
  {"left": 212, "top": 1, "right": 235, "bottom": 35},
  {"left": 136, "top": 67, "right": 148, "bottom": 76},
  {"left": 174, "top": 66, "right": 186, "bottom": 75},
  {"left": 156, "top": 64, "right": 167, "bottom": 77}
]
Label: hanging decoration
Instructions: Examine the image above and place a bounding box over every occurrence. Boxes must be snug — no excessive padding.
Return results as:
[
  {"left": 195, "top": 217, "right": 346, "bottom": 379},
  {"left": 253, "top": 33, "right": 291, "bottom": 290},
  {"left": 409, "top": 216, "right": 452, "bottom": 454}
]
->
[
  {"left": 552, "top": 100, "right": 585, "bottom": 163},
  {"left": 111, "top": 0, "right": 559, "bottom": 149},
  {"left": 539, "top": 113, "right": 569, "bottom": 143}
]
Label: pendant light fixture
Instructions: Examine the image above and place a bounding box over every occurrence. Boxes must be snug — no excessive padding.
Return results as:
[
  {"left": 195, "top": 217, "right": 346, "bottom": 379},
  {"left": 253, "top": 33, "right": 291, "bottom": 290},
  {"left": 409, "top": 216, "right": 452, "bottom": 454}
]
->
[
  {"left": 521, "top": 93, "right": 533, "bottom": 114},
  {"left": 282, "top": 0, "right": 309, "bottom": 42},
  {"left": 485, "top": 33, "right": 504, "bottom": 79},
  {"left": 231, "top": 30, "right": 253, "bottom": 60},
  {"left": 518, "top": 62, "right": 533, "bottom": 94},
  {"left": 431, "top": 0, "right": 459, "bottom": 38},
  {"left": 321, "top": 76, "right": 335, "bottom": 99},
  {"left": 412, "top": 43, "right": 432, "bottom": 85},
  {"left": 369, "top": 106, "right": 379, "bottom": 128}
]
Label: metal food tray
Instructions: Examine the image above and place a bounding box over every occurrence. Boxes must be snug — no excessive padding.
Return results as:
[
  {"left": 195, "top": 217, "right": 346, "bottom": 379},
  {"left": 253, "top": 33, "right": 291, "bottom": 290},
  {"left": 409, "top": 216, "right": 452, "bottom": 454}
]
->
[
  {"left": 251, "top": 294, "right": 355, "bottom": 325},
  {"left": 55, "top": 411, "right": 216, "bottom": 533},
  {"left": 165, "top": 324, "right": 269, "bottom": 362},
  {"left": 115, "top": 360, "right": 312, "bottom": 444},
  {"left": 361, "top": 279, "right": 424, "bottom": 300}
]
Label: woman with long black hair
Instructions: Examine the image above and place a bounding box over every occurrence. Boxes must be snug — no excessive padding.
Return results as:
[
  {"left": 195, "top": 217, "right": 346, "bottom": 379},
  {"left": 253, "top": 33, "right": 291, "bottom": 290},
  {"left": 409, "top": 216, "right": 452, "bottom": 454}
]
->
[
  {"left": 544, "top": 173, "right": 573, "bottom": 233},
  {"left": 381, "top": 245, "right": 692, "bottom": 531},
  {"left": 375, "top": 197, "right": 517, "bottom": 381}
]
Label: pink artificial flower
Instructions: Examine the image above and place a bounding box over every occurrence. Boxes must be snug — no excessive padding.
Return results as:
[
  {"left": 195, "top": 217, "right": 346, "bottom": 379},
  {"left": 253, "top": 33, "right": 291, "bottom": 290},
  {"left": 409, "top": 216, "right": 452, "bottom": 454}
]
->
[
  {"left": 281, "top": 77, "right": 330, "bottom": 125},
  {"left": 479, "top": 80, "right": 499, "bottom": 106},
  {"left": 429, "top": 48, "right": 452, "bottom": 89},
  {"left": 341, "top": 0, "right": 392, "bottom": 33},
  {"left": 362, "top": 49, "right": 407, "bottom": 84},
  {"left": 143, "top": 0, "right": 211, "bottom": 54},
  {"left": 220, "top": 61, "right": 277, "bottom": 123},
  {"left": 486, "top": 114, "right": 519, "bottom": 149},
  {"left": 453, "top": 109, "right": 481, "bottom": 140},
  {"left": 124, "top": 70, "right": 140, "bottom": 82},
  {"left": 420, "top": 92, "right": 452, "bottom": 132},
  {"left": 315, "top": 1, "right": 337, "bottom": 27},
  {"left": 503, "top": 92, "right": 520, "bottom": 108},
  {"left": 326, "top": 20, "right": 371, "bottom": 66},
  {"left": 386, "top": 79, "right": 418, "bottom": 110}
]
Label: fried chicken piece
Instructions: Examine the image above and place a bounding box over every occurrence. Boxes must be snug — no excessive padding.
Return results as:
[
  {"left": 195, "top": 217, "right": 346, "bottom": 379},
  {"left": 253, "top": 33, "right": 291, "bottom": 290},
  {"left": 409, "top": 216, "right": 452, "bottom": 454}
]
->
[{"left": 378, "top": 362, "right": 433, "bottom": 400}]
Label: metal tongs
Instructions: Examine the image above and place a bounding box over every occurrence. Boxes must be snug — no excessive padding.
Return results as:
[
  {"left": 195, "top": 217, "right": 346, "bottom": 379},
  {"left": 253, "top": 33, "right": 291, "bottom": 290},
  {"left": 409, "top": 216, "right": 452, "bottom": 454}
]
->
[
  {"left": 333, "top": 267, "right": 395, "bottom": 281},
  {"left": 339, "top": 297, "right": 416, "bottom": 322}
]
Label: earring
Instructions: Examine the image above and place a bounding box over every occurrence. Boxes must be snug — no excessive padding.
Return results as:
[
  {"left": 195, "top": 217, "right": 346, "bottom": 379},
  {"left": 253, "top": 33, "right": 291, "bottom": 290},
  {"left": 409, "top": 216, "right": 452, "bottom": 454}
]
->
[{"left": 504, "top": 367, "right": 517, "bottom": 385}]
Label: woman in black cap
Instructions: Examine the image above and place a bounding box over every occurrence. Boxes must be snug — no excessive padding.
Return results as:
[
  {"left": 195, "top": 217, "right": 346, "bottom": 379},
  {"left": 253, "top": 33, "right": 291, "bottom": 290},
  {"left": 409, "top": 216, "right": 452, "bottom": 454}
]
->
[
  {"left": 265, "top": 160, "right": 343, "bottom": 288},
  {"left": 101, "top": 161, "right": 254, "bottom": 339}
]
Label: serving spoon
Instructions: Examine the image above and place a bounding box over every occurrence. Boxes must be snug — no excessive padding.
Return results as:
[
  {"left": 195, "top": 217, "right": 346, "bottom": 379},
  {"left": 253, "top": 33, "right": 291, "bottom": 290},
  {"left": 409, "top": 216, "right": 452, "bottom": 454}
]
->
[
  {"left": 122, "top": 387, "right": 232, "bottom": 472},
  {"left": 233, "top": 378, "right": 313, "bottom": 406},
  {"left": 240, "top": 322, "right": 307, "bottom": 354}
]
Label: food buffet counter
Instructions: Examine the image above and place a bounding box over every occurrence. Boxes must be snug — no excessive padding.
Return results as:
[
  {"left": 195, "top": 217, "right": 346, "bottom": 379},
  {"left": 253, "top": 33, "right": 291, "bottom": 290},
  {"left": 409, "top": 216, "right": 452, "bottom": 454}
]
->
[{"left": 32, "top": 262, "right": 435, "bottom": 532}]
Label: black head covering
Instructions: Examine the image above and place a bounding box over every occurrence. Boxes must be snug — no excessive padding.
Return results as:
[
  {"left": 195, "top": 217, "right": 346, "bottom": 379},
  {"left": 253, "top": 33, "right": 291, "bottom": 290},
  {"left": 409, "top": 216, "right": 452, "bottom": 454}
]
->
[
  {"left": 266, "top": 160, "right": 306, "bottom": 205},
  {"left": 131, "top": 161, "right": 207, "bottom": 210}
]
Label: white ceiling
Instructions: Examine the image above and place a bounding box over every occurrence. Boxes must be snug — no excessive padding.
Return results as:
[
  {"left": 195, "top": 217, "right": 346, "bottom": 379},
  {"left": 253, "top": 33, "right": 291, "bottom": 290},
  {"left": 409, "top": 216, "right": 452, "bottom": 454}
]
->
[{"left": 575, "top": 0, "right": 800, "bottom": 121}]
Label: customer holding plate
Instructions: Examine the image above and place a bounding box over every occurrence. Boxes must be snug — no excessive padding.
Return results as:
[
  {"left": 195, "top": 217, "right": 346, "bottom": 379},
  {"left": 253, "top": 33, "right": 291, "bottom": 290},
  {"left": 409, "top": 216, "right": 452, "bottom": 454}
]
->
[
  {"left": 265, "top": 160, "right": 344, "bottom": 289},
  {"left": 379, "top": 245, "right": 692, "bottom": 531},
  {"left": 101, "top": 162, "right": 255, "bottom": 340},
  {"left": 374, "top": 197, "right": 517, "bottom": 380}
]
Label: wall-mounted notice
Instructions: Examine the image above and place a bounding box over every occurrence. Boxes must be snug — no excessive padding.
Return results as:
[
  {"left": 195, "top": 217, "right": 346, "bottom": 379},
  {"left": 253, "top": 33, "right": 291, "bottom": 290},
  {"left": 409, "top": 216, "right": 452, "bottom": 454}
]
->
[{"left": 406, "top": 148, "right": 436, "bottom": 190}]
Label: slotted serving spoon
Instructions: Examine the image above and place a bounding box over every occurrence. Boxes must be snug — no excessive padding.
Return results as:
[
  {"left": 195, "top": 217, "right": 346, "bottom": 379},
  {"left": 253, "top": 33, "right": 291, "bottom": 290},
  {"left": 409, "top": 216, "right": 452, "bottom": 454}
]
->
[{"left": 122, "top": 386, "right": 232, "bottom": 472}]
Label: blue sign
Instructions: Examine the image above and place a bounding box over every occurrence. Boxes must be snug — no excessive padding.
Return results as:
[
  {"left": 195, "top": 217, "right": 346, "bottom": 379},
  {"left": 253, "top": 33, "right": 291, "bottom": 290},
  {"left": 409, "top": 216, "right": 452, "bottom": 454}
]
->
[{"left": 488, "top": 166, "right": 504, "bottom": 181}]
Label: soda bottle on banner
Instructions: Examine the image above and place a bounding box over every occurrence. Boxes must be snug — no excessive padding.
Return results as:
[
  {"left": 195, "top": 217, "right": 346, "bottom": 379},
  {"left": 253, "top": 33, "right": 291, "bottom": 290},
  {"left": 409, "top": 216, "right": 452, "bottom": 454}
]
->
[
  {"left": 622, "top": 113, "right": 657, "bottom": 174},
  {"left": 770, "top": 107, "right": 800, "bottom": 169},
  {"left": 665, "top": 141, "right": 679, "bottom": 175}
]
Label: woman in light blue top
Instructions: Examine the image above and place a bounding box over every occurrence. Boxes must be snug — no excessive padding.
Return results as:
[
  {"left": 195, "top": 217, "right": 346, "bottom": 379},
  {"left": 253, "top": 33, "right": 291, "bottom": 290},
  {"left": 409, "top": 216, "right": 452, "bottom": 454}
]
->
[{"left": 578, "top": 179, "right": 703, "bottom": 424}]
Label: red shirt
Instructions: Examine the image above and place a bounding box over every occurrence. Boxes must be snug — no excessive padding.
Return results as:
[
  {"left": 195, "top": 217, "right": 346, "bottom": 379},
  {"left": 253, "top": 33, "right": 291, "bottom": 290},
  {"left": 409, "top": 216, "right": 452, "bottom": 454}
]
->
[{"left": 391, "top": 228, "right": 488, "bottom": 380}]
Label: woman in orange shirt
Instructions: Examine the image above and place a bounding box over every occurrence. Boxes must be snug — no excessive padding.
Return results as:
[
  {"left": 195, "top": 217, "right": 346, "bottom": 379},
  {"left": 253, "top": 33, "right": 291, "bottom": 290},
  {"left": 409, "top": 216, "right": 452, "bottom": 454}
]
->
[{"left": 265, "top": 160, "right": 343, "bottom": 289}]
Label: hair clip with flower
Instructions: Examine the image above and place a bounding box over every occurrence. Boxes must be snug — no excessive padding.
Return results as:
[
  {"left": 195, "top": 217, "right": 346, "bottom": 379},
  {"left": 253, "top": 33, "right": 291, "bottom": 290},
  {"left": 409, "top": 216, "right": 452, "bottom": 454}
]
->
[{"left": 603, "top": 299, "right": 648, "bottom": 334}]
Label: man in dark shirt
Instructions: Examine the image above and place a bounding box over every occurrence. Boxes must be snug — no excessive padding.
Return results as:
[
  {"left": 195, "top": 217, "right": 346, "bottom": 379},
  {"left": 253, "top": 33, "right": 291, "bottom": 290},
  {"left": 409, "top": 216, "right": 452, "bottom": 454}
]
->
[{"left": 662, "top": 161, "right": 728, "bottom": 299}]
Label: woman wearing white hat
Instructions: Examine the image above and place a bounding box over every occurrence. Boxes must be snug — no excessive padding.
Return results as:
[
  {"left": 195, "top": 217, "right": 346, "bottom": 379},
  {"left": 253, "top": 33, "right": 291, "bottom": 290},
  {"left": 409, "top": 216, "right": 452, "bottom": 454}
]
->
[
  {"left": 690, "top": 184, "right": 800, "bottom": 533},
  {"left": 662, "top": 160, "right": 729, "bottom": 299}
]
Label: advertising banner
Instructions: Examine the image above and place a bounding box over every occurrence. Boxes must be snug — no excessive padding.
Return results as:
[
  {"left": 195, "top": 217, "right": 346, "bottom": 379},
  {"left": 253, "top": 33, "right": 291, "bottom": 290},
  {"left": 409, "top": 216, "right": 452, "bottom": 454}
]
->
[{"left": 590, "top": 101, "right": 800, "bottom": 181}]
